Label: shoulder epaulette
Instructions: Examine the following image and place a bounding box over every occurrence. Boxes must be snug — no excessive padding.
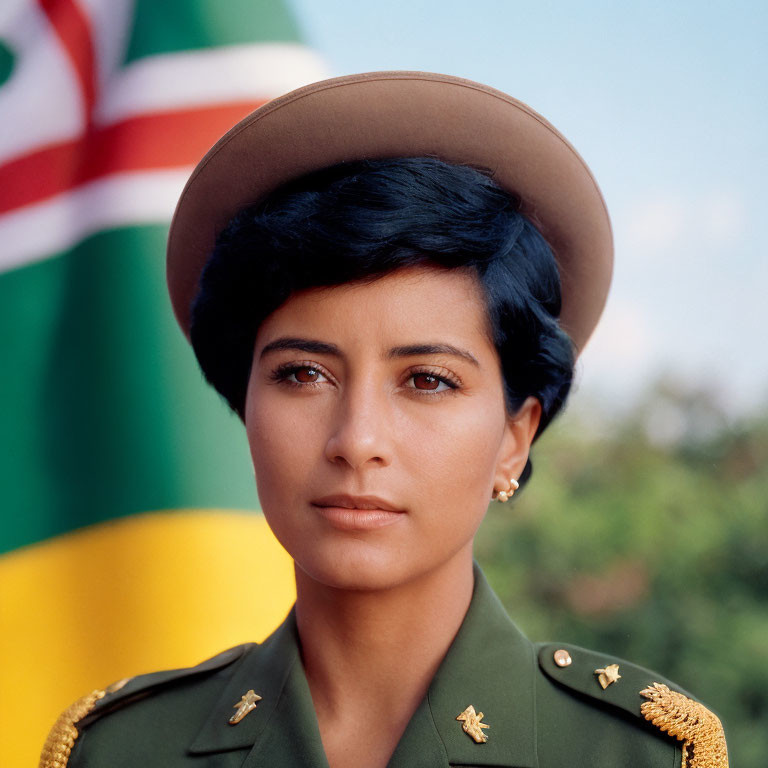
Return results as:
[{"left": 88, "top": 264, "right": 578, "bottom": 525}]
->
[
  {"left": 536, "top": 642, "right": 729, "bottom": 768},
  {"left": 39, "top": 643, "right": 253, "bottom": 768}
]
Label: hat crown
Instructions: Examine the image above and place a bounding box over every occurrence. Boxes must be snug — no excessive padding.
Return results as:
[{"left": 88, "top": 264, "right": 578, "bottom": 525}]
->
[{"left": 167, "top": 70, "right": 612, "bottom": 353}]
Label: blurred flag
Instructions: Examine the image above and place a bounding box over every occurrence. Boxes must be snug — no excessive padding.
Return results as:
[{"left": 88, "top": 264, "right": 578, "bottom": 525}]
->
[{"left": 0, "top": 0, "right": 325, "bottom": 760}]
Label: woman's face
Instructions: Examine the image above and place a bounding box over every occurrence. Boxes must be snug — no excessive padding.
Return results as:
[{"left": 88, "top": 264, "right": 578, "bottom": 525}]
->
[{"left": 245, "top": 265, "right": 539, "bottom": 591}]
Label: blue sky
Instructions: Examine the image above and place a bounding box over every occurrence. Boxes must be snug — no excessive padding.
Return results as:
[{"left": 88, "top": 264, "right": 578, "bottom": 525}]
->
[{"left": 289, "top": 0, "right": 768, "bottom": 417}]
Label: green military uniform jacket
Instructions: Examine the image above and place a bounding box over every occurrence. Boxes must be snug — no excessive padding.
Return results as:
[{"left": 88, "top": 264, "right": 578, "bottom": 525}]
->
[{"left": 42, "top": 566, "right": 728, "bottom": 767}]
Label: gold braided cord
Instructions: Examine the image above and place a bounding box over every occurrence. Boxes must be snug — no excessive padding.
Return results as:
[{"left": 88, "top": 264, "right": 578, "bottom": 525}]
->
[
  {"left": 640, "top": 683, "right": 729, "bottom": 768},
  {"left": 38, "top": 689, "right": 106, "bottom": 768}
]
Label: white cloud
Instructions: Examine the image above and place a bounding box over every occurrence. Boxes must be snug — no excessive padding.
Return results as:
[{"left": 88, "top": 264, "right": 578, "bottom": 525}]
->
[
  {"left": 698, "top": 190, "right": 747, "bottom": 241},
  {"left": 574, "top": 296, "right": 656, "bottom": 405},
  {"left": 620, "top": 188, "right": 747, "bottom": 260},
  {"left": 624, "top": 195, "right": 687, "bottom": 250}
]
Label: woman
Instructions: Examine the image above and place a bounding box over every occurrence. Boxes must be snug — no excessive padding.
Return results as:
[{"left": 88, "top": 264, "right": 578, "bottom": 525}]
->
[{"left": 41, "top": 72, "right": 728, "bottom": 768}]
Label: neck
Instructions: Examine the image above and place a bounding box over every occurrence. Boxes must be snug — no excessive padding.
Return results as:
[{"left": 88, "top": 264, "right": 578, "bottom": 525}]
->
[{"left": 294, "top": 547, "right": 475, "bottom": 720}]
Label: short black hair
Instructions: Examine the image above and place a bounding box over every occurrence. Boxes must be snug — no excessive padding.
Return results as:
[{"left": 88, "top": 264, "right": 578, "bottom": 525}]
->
[{"left": 190, "top": 157, "right": 575, "bottom": 484}]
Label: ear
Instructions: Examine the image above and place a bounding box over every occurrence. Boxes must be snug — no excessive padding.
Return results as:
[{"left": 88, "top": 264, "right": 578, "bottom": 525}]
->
[{"left": 492, "top": 396, "right": 541, "bottom": 496}]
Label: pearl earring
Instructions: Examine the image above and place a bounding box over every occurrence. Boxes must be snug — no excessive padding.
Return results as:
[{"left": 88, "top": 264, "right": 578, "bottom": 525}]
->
[{"left": 495, "top": 477, "right": 519, "bottom": 503}]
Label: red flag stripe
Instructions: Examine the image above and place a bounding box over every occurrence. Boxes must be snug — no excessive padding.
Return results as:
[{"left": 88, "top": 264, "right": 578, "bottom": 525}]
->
[
  {"left": 38, "top": 0, "right": 97, "bottom": 119},
  {"left": 0, "top": 101, "right": 264, "bottom": 215}
]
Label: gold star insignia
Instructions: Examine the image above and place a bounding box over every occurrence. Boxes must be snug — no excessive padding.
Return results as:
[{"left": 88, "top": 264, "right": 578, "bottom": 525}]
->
[
  {"left": 594, "top": 663, "right": 622, "bottom": 689},
  {"left": 456, "top": 704, "right": 490, "bottom": 743},
  {"left": 228, "top": 689, "right": 262, "bottom": 725}
]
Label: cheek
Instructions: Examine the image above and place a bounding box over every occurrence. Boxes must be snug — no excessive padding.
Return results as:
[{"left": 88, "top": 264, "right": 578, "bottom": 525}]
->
[
  {"left": 245, "top": 394, "right": 323, "bottom": 559},
  {"left": 245, "top": 394, "right": 313, "bottom": 503},
  {"left": 399, "top": 397, "right": 506, "bottom": 513},
  {"left": 393, "top": 404, "right": 502, "bottom": 569}
]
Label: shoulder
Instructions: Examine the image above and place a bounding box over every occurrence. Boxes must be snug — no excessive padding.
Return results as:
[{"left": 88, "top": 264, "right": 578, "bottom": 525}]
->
[
  {"left": 533, "top": 641, "right": 729, "bottom": 768},
  {"left": 39, "top": 643, "right": 254, "bottom": 768}
]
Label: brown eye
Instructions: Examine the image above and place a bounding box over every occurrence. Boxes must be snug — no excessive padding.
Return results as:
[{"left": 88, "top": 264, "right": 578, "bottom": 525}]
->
[
  {"left": 270, "top": 363, "right": 330, "bottom": 387},
  {"left": 412, "top": 373, "right": 441, "bottom": 390},
  {"left": 294, "top": 367, "right": 321, "bottom": 383}
]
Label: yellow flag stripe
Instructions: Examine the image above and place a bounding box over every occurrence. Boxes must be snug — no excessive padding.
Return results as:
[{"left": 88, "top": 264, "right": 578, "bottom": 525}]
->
[{"left": 1, "top": 510, "right": 295, "bottom": 766}]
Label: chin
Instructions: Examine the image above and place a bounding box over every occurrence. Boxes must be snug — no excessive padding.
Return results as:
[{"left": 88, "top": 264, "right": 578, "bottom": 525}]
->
[{"left": 294, "top": 543, "right": 422, "bottom": 592}]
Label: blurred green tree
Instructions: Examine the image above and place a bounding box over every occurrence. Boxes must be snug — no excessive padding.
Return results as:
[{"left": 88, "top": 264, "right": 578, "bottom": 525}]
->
[{"left": 477, "top": 378, "right": 768, "bottom": 768}]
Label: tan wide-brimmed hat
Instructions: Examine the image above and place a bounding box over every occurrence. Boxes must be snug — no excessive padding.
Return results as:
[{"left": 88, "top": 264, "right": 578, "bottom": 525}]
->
[{"left": 167, "top": 71, "right": 612, "bottom": 352}]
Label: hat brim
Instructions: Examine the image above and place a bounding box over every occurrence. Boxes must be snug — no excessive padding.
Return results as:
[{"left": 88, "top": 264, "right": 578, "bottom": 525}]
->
[{"left": 167, "top": 71, "right": 612, "bottom": 352}]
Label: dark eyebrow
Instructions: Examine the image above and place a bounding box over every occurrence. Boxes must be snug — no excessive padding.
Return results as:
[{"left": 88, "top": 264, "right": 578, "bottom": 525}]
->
[
  {"left": 260, "top": 337, "right": 479, "bottom": 367},
  {"left": 387, "top": 344, "right": 480, "bottom": 367},
  {"left": 259, "top": 337, "right": 341, "bottom": 359}
]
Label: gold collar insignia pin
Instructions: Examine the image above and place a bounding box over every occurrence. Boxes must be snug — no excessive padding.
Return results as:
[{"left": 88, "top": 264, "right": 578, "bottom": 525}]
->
[
  {"left": 456, "top": 704, "right": 490, "bottom": 743},
  {"left": 594, "top": 663, "right": 621, "bottom": 689},
  {"left": 228, "top": 689, "right": 262, "bottom": 725}
]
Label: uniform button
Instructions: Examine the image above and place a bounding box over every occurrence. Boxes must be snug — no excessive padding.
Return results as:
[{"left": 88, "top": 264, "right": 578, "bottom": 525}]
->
[{"left": 553, "top": 649, "right": 572, "bottom": 667}]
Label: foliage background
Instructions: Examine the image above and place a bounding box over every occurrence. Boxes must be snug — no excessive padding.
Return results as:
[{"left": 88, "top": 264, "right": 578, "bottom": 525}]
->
[{"left": 477, "top": 379, "right": 768, "bottom": 767}]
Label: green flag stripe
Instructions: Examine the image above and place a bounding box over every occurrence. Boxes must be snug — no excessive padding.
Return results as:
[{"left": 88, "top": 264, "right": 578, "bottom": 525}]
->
[
  {"left": 0, "top": 38, "right": 14, "bottom": 88},
  {"left": 124, "top": 0, "right": 303, "bottom": 64},
  {"left": 0, "top": 225, "right": 257, "bottom": 554}
]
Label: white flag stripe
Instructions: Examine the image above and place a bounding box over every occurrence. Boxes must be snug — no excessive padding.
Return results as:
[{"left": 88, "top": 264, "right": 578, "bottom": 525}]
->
[
  {"left": 0, "top": 1, "right": 84, "bottom": 163},
  {"left": 93, "top": 43, "right": 330, "bottom": 125},
  {"left": 77, "top": 0, "right": 135, "bottom": 97},
  {"left": 0, "top": 169, "right": 191, "bottom": 273},
  {"left": 0, "top": 0, "right": 26, "bottom": 29}
]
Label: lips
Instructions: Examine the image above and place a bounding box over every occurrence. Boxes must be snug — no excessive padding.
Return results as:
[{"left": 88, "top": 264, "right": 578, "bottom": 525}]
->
[
  {"left": 310, "top": 494, "right": 406, "bottom": 531},
  {"left": 311, "top": 494, "right": 404, "bottom": 513}
]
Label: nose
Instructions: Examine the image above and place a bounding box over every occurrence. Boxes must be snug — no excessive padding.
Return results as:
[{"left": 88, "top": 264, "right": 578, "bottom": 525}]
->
[{"left": 324, "top": 380, "right": 394, "bottom": 470}]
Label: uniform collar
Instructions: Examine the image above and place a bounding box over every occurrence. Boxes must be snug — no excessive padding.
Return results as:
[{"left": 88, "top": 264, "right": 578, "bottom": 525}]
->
[
  {"left": 409, "top": 562, "right": 538, "bottom": 767},
  {"left": 188, "top": 611, "right": 329, "bottom": 765},
  {"left": 189, "top": 563, "right": 537, "bottom": 767}
]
